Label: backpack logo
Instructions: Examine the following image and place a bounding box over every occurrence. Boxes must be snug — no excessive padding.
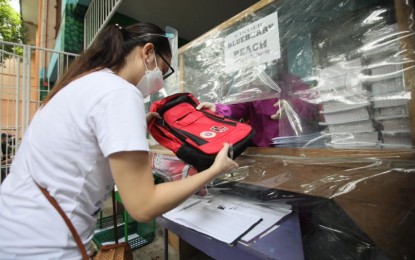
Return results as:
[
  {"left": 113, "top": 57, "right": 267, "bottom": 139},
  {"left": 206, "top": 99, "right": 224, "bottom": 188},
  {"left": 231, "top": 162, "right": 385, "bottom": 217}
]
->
[
  {"left": 211, "top": 126, "right": 228, "bottom": 132},
  {"left": 200, "top": 131, "right": 216, "bottom": 138}
]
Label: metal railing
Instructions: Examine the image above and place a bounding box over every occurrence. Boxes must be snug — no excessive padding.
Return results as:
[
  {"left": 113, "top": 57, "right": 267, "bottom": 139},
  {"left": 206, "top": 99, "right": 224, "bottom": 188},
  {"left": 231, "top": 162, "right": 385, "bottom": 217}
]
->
[
  {"left": 84, "top": 0, "right": 123, "bottom": 49},
  {"left": 0, "top": 41, "right": 78, "bottom": 183}
]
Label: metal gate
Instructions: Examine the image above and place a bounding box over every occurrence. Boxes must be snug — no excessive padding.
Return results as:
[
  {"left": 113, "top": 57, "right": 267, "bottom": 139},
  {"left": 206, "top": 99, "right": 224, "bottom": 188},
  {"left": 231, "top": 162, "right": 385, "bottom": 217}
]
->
[
  {"left": 0, "top": 41, "right": 78, "bottom": 183},
  {"left": 84, "top": 0, "right": 123, "bottom": 49}
]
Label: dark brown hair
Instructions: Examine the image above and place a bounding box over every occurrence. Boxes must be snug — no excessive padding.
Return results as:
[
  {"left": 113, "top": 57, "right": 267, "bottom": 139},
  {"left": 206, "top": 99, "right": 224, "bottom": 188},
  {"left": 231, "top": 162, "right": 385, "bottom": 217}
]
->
[{"left": 41, "top": 22, "right": 171, "bottom": 105}]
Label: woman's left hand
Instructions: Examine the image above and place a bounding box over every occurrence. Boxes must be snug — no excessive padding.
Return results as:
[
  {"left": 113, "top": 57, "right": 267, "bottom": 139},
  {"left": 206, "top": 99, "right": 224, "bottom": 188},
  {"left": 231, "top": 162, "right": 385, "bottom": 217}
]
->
[
  {"left": 271, "top": 100, "right": 284, "bottom": 120},
  {"left": 146, "top": 112, "right": 161, "bottom": 124}
]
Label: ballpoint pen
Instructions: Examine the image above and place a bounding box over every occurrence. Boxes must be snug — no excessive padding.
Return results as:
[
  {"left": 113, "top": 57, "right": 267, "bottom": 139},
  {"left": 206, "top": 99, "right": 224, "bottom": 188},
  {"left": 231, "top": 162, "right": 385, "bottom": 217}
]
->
[{"left": 178, "top": 200, "right": 202, "bottom": 212}]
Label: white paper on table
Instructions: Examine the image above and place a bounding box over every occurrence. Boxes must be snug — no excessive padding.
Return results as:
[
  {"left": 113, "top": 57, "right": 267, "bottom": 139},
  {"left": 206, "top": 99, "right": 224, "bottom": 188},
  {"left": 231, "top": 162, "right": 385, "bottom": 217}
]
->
[
  {"left": 163, "top": 194, "right": 291, "bottom": 244},
  {"left": 205, "top": 193, "right": 292, "bottom": 243},
  {"left": 163, "top": 196, "right": 262, "bottom": 244}
]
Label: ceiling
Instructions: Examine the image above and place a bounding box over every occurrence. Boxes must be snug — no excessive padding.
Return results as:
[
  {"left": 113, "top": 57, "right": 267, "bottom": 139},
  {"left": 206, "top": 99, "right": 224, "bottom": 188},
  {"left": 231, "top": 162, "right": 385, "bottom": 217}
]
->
[
  {"left": 20, "top": 0, "right": 260, "bottom": 44},
  {"left": 118, "top": 0, "right": 260, "bottom": 42}
]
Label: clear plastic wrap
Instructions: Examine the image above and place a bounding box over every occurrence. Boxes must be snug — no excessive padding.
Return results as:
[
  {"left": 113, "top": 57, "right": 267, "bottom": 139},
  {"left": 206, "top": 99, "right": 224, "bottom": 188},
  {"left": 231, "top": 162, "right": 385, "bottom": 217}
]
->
[
  {"left": 151, "top": 149, "right": 415, "bottom": 259},
  {"left": 149, "top": 0, "right": 415, "bottom": 259},
  {"left": 175, "top": 0, "right": 414, "bottom": 149}
]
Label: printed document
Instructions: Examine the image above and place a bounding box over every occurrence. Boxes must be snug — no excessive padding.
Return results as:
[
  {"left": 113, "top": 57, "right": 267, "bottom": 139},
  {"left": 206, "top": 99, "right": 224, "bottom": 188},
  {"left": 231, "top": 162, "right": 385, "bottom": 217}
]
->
[{"left": 163, "top": 193, "right": 291, "bottom": 244}]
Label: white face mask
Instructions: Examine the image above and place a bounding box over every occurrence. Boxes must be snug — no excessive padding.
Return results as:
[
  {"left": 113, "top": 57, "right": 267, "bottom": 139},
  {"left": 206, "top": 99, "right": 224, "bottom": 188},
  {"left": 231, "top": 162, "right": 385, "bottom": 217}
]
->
[{"left": 136, "top": 50, "right": 164, "bottom": 98}]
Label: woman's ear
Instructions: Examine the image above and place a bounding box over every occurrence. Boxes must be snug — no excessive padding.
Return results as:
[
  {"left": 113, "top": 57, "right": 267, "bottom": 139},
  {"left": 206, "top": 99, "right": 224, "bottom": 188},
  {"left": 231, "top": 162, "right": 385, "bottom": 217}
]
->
[{"left": 142, "top": 43, "right": 155, "bottom": 63}]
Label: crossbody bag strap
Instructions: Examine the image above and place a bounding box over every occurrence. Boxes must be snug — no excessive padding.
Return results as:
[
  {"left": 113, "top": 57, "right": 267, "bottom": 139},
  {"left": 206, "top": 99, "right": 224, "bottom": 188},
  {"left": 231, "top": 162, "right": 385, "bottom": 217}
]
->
[{"left": 36, "top": 183, "right": 89, "bottom": 260}]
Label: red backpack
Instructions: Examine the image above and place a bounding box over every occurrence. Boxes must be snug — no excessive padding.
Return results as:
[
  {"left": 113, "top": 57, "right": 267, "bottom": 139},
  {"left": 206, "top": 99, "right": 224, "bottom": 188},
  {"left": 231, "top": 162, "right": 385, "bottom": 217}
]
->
[{"left": 148, "top": 93, "right": 255, "bottom": 172}]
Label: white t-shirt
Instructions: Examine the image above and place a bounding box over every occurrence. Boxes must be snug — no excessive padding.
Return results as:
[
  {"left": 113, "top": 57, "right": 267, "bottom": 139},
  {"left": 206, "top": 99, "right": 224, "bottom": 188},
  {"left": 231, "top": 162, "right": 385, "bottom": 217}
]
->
[{"left": 0, "top": 69, "right": 149, "bottom": 259}]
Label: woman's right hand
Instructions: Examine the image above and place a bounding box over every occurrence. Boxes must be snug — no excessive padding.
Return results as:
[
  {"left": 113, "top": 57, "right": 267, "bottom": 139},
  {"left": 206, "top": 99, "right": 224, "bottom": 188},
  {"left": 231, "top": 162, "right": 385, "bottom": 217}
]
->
[
  {"left": 196, "top": 102, "right": 216, "bottom": 112},
  {"left": 210, "top": 143, "right": 239, "bottom": 176}
]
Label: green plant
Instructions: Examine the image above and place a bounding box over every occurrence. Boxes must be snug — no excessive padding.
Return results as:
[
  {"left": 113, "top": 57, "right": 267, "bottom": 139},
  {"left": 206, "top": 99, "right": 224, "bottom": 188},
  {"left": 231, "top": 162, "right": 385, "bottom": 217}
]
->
[{"left": 0, "top": 0, "right": 27, "bottom": 61}]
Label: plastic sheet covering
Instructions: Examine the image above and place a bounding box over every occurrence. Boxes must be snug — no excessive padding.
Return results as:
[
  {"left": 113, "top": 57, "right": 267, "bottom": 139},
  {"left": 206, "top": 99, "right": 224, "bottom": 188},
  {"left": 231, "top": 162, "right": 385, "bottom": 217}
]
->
[
  {"left": 151, "top": 149, "right": 415, "bottom": 259},
  {"left": 149, "top": 0, "right": 415, "bottom": 259},
  {"left": 176, "top": 0, "right": 414, "bottom": 149}
]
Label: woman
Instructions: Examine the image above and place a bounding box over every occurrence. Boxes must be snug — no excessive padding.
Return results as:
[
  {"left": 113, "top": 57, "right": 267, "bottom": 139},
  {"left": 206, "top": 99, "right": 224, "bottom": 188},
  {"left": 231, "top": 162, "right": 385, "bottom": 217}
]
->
[
  {"left": 0, "top": 22, "right": 237, "bottom": 258},
  {"left": 197, "top": 72, "right": 320, "bottom": 147}
]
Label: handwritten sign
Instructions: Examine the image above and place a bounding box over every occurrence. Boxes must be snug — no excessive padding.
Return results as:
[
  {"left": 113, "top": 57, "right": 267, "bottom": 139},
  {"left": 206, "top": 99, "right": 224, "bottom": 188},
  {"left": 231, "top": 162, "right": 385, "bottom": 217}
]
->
[{"left": 224, "top": 11, "right": 280, "bottom": 72}]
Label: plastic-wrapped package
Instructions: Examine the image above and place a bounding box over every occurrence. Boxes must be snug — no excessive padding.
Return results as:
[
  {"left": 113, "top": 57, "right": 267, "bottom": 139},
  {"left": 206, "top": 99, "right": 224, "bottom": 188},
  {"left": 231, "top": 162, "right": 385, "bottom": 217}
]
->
[{"left": 149, "top": 0, "right": 415, "bottom": 259}]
